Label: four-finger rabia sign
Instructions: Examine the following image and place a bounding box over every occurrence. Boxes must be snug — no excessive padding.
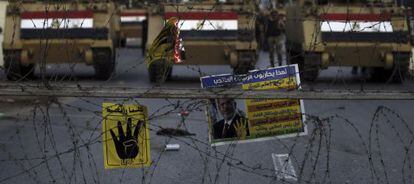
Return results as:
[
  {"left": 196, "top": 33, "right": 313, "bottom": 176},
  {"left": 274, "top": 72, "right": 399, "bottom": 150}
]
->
[{"left": 102, "top": 103, "right": 151, "bottom": 169}]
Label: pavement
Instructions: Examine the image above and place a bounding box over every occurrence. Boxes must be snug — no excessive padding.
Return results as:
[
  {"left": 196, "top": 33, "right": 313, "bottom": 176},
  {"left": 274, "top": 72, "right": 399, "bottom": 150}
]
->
[{"left": 0, "top": 48, "right": 413, "bottom": 184}]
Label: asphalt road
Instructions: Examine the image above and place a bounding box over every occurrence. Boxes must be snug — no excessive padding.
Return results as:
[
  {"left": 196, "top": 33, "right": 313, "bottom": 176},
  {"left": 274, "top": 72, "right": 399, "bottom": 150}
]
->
[{"left": 0, "top": 48, "right": 413, "bottom": 184}]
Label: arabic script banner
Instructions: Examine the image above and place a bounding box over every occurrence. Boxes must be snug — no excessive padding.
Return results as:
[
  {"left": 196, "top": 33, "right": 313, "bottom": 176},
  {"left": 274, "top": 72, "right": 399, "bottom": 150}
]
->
[
  {"left": 200, "top": 65, "right": 296, "bottom": 88},
  {"left": 201, "top": 65, "right": 307, "bottom": 146}
]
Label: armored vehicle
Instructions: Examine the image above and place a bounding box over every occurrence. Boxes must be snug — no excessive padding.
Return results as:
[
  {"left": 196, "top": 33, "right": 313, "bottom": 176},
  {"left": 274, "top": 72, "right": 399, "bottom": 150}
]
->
[
  {"left": 285, "top": 0, "right": 412, "bottom": 82},
  {"left": 402, "top": 1, "right": 414, "bottom": 77},
  {"left": 118, "top": 1, "right": 147, "bottom": 47},
  {"left": 0, "top": 1, "right": 7, "bottom": 70},
  {"left": 146, "top": 0, "right": 258, "bottom": 83},
  {"left": 2, "top": 1, "right": 120, "bottom": 80},
  {"left": 119, "top": 8, "right": 147, "bottom": 47}
]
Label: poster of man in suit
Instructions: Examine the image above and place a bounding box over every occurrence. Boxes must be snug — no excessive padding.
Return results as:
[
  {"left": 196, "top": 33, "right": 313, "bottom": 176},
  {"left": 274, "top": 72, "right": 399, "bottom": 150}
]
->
[
  {"left": 202, "top": 65, "right": 307, "bottom": 146},
  {"left": 212, "top": 98, "right": 249, "bottom": 140}
]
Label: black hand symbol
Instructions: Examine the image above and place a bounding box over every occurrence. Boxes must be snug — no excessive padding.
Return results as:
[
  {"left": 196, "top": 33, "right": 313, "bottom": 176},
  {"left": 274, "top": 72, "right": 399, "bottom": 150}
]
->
[{"left": 110, "top": 118, "right": 144, "bottom": 160}]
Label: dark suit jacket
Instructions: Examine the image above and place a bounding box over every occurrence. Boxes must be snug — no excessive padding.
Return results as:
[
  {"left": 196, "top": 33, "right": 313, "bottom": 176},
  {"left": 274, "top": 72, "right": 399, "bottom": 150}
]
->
[{"left": 213, "top": 113, "right": 249, "bottom": 139}]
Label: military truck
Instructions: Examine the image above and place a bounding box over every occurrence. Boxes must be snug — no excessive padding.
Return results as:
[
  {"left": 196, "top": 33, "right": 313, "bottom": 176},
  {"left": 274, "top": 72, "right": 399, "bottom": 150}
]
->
[
  {"left": 285, "top": 0, "right": 412, "bottom": 82},
  {"left": 2, "top": 1, "right": 120, "bottom": 80},
  {"left": 146, "top": 0, "right": 258, "bottom": 83}
]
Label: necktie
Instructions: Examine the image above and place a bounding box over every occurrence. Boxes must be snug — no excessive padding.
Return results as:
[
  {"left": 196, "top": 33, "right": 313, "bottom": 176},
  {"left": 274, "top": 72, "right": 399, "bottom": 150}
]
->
[{"left": 222, "top": 123, "right": 229, "bottom": 138}]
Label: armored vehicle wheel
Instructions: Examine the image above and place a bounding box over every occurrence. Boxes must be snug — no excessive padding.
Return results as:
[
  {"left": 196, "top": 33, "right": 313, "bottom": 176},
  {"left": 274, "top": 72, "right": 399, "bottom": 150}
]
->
[
  {"left": 287, "top": 51, "right": 300, "bottom": 65},
  {"left": 166, "top": 66, "right": 173, "bottom": 81},
  {"left": 371, "top": 54, "right": 410, "bottom": 83},
  {"left": 120, "top": 38, "right": 127, "bottom": 47},
  {"left": 233, "top": 62, "right": 254, "bottom": 75},
  {"left": 371, "top": 64, "right": 409, "bottom": 83},
  {"left": 392, "top": 64, "right": 409, "bottom": 83},
  {"left": 93, "top": 48, "right": 115, "bottom": 80},
  {"left": 4, "top": 52, "right": 22, "bottom": 81},
  {"left": 21, "top": 64, "right": 35, "bottom": 79},
  {"left": 148, "top": 59, "right": 172, "bottom": 83},
  {"left": 389, "top": 56, "right": 410, "bottom": 83},
  {"left": 289, "top": 52, "right": 319, "bottom": 81},
  {"left": 302, "top": 64, "right": 320, "bottom": 82},
  {"left": 233, "top": 51, "right": 256, "bottom": 75},
  {"left": 371, "top": 67, "right": 397, "bottom": 82},
  {"left": 4, "top": 51, "right": 34, "bottom": 81},
  {"left": 370, "top": 67, "right": 386, "bottom": 82}
]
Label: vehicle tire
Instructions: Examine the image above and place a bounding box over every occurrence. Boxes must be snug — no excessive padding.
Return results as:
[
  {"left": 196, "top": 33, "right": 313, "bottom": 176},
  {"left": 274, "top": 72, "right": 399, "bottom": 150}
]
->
[
  {"left": 120, "top": 38, "right": 126, "bottom": 47},
  {"left": 389, "top": 56, "right": 409, "bottom": 83},
  {"left": 286, "top": 50, "right": 295, "bottom": 65},
  {"left": 370, "top": 67, "right": 387, "bottom": 82},
  {"left": 21, "top": 64, "right": 35, "bottom": 79},
  {"left": 233, "top": 62, "right": 254, "bottom": 75},
  {"left": 166, "top": 65, "right": 173, "bottom": 81},
  {"left": 93, "top": 48, "right": 115, "bottom": 80},
  {"left": 290, "top": 52, "right": 319, "bottom": 81},
  {"left": 370, "top": 63, "right": 409, "bottom": 83},
  {"left": 371, "top": 53, "right": 410, "bottom": 83},
  {"left": 302, "top": 64, "right": 320, "bottom": 82},
  {"left": 233, "top": 51, "right": 256, "bottom": 75},
  {"left": 4, "top": 51, "right": 23, "bottom": 81},
  {"left": 148, "top": 59, "right": 172, "bottom": 83}
]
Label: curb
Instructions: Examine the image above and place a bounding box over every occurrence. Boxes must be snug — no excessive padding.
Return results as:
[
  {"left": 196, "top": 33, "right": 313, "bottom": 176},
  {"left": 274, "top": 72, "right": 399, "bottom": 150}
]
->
[{"left": 0, "top": 96, "right": 49, "bottom": 104}]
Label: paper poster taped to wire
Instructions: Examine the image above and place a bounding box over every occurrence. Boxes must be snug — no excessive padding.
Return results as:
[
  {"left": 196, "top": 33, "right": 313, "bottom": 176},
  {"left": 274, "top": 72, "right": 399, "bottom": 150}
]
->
[
  {"left": 201, "top": 64, "right": 307, "bottom": 146},
  {"left": 102, "top": 103, "right": 151, "bottom": 169}
]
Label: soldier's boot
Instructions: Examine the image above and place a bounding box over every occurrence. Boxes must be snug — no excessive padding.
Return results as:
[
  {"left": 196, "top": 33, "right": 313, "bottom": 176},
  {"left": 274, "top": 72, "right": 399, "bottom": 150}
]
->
[
  {"left": 269, "top": 59, "right": 275, "bottom": 68},
  {"left": 269, "top": 52, "right": 275, "bottom": 67},
  {"left": 277, "top": 54, "right": 283, "bottom": 66},
  {"left": 361, "top": 67, "right": 367, "bottom": 74},
  {"left": 351, "top": 66, "right": 358, "bottom": 75}
]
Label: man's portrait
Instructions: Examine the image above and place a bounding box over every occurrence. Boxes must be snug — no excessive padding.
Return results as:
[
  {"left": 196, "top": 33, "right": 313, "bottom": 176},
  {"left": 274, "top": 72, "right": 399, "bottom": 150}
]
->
[{"left": 212, "top": 98, "right": 250, "bottom": 140}]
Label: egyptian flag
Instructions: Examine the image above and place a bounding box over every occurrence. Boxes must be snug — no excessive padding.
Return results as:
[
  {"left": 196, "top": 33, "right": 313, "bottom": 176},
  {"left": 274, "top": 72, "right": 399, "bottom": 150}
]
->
[
  {"left": 318, "top": 13, "right": 408, "bottom": 43},
  {"left": 19, "top": 10, "right": 107, "bottom": 39},
  {"left": 165, "top": 12, "right": 238, "bottom": 40},
  {"left": 120, "top": 12, "right": 147, "bottom": 25}
]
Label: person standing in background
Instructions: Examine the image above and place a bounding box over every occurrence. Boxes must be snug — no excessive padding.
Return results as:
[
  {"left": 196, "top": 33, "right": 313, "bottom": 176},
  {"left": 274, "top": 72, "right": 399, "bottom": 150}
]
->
[{"left": 265, "top": 9, "right": 285, "bottom": 67}]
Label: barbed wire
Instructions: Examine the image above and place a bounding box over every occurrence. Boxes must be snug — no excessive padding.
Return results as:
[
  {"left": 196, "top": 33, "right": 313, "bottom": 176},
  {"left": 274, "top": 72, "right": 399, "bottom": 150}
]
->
[{"left": 0, "top": 0, "right": 414, "bottom": 184}]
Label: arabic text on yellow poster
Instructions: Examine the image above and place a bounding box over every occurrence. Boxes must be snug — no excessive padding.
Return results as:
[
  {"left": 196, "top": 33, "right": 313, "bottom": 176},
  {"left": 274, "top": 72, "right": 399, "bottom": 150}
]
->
[
  {"left": 102, "top": 103, "right": 151, "bottom": 169},
  {"left": 243, "top": 75, "right": 303, "bottom": 138}
]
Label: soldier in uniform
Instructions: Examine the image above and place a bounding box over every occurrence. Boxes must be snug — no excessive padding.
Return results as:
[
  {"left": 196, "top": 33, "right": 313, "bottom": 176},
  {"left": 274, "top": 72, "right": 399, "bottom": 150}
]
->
[
  {"left": 265, "top": 9, "right": 286, "bottom": 67},
  {"left": 255, "top": 10, "right": 267, "bottom": 51}
]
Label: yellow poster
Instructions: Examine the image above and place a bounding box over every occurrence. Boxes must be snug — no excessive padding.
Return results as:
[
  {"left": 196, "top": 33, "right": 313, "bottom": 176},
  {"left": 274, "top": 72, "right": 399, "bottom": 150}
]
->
[
  {"left": 102, "top": 103, "right": 151, "bottom": 169},
  {"left": 242, "top": 66, "right": 304, "bottom": 139},
  {"left": 201, "top": 65, "right": 307, "bottom": 146}
]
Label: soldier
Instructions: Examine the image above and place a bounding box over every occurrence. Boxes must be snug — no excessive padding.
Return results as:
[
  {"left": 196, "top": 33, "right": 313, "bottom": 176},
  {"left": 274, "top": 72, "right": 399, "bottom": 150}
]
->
[
  {"left": 255, "top": 10, "right": 267, "bottom": 51},
  {"left": 265, "top": 9, "right": 285, "bottom": 67}
]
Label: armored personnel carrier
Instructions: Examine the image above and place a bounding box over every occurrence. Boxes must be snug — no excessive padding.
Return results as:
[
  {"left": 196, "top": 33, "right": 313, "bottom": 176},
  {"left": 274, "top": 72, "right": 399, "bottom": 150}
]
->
[
  {"left": 286, "top": 0, "right": 412, "bottom": 82},
  {"left": 0, "top": 1, "right": 7, "bottom": 71},
  {"left": 2, "top": 0, "right": 121, "bottom": 80},
  {"left": 146, "top": 0, "right": 258, "bottom": 83},
  {"left": 118, "top": 0, "right": 147, "bottom": 47}
]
